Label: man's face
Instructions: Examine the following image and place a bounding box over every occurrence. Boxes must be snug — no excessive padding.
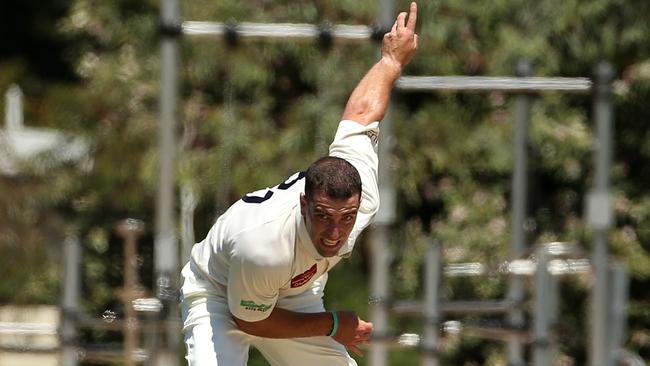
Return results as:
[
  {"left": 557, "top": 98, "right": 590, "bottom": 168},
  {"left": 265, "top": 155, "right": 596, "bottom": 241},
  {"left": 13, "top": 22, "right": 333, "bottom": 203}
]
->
[{"left": 300, "top": 189, "right": 361, "bottom": 257}]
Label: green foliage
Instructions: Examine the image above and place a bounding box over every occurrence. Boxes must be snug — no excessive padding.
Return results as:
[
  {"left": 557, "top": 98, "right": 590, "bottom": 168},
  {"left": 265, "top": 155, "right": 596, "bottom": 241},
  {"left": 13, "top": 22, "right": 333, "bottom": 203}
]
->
[{"left": 2, "top": 0, "right": 650, "bottom": 364}]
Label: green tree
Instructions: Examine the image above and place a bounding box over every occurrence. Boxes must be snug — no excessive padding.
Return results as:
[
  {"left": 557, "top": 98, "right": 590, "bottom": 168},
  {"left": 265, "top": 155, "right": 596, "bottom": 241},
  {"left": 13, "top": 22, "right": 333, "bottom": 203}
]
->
[{"left": 2, "top": 0, "right": 650, "bottom": 364}]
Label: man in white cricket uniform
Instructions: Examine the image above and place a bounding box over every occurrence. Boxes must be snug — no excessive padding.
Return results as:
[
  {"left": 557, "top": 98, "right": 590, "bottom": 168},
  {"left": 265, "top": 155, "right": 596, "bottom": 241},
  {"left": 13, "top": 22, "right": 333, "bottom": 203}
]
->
[{"left": 180, "top": 3, "right": 418, "bottom": 365}]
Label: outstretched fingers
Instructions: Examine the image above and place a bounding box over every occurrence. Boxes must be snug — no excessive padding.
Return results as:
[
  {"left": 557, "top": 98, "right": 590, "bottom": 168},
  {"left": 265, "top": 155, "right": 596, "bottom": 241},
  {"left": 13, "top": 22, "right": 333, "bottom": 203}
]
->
[
  {"left": 396, "top": 11, "right": 407, "bottom": 29},
  {"left": 381, "top": 2, "right": 418, "bottom": 68},
  {"left": 406, "top": 2, "right": 417, "bottom": 32}
]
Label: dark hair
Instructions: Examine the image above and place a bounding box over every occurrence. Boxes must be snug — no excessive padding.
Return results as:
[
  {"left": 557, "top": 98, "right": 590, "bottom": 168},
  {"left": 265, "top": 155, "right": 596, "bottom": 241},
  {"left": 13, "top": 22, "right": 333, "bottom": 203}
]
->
[{"left": 304, "top": 156, "right": 362, "bottom": 200}]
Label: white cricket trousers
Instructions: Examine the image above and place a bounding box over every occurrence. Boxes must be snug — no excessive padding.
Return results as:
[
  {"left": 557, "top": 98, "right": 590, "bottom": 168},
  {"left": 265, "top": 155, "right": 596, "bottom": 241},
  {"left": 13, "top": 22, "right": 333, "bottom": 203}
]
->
[{"left": 181, "top": 276, "right": 357, "bottom": 366}]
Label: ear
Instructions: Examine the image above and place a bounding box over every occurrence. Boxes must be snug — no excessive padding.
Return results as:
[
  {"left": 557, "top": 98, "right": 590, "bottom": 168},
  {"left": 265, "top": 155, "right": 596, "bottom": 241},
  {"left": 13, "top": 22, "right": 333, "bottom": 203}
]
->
[{"left": 300, "top": 193, "right": 307, "bottom": 216}]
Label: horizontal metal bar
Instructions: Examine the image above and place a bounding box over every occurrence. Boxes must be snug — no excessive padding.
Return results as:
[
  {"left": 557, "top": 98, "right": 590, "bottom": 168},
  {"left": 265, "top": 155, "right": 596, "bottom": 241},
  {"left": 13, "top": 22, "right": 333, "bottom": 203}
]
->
[
  {"left": 370, "top": 333, "right": 422, "bottom": 348},
  {"left": 391, "top": 299, "right": 518, "bottom": 315},
  {"left": 0, "top": 322, "right": 58, "bottom": 335},
  {"left": 76, "top": 315, "right": 181, "bottom": 332},
  {"left": 391, "top": 300, "right": 421, "bottom": 314},
  {"left": 370, "top": 321, "right": 534, "bottom": 347},
  {"left": 182, "top": 21, "right": 373, "bottom": 41},
  {"left": 445, "top": 262, "right": 485, "bottom": 276},
  {"left": 0, "top": 344, "right": 147, "bottom": 362},
  {"left": 396, "top": 76, "right": 593, "bottom": 93},
  {"left": 81, "top": 347, "right": 149, "bottom": 363},
  {"left": 0, "top": 344, "right": 59, "bottom": 353},
  {"left": 441, "top": 300, "right": 518, "bottom": 314},
  {"left": 461, "top": 323, "right": 534, "bottom": 343},
  {"left": 370, "top": 322, "right": 534, "bottom": 346},
  {"left": 439, "top": 258, "right": 591, "bottom": 277}
]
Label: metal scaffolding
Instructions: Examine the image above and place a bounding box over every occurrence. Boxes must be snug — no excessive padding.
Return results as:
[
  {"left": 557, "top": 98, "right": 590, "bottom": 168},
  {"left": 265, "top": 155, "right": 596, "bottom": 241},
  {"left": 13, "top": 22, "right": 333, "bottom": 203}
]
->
[
  {"left": 154, "top": 1, "right": 631, "bottom": 365},
  {"left": 369, "top": 60, "right": 629, "bottom": 366}
]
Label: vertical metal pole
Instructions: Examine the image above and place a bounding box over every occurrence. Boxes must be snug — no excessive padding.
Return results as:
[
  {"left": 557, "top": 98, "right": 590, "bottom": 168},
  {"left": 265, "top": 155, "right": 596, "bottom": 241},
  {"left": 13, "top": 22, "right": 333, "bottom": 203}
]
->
[
  {"left": 116, "top": 219, "right": 146, "bottom": 366},
  {"left": 368, "top": 94, "right": 395, "bottom": 366},
  {"left": 548, "top": 264, "right": 559, "bottom": 361},
  {"left": 5, "top": 84, "right": 24, "bottom": 130},
  {"left": 588, "top": 62, "right": 614, "bottom": 366},
  {"left": 379, "top": 0, "right": 395, "bottom": 33},
  {"left": 369, "top": 1, "right": 395, "bottom": 366},
  {"left": 158, "top": 0, "right": 180, "bottom": 365},
  {"left": 548, "top": 271, "right": 559, "bottom": 361},
  {"left": 61, "top": 236, "right": 81, "bottom": 366},
  {"left": 376, "top": 0, "right": 396, "bottom": 227},
  {"left": 608, "top": 264, "right": 629, "bottom": 365},
  {"left": 180, "top": 184, "right": 197, "bottom": 264},
  {"left": 315, "top": 53, "right": 336, "bottom": 155},
  {"left": 507, "top": 59, "right": 532, "bottom": 366},
  {"left": 369, "top": 226, "right": 391, "bottom": 366},
  {"left": 422, "top": 240, "right": 441, "bottom": 366},
  {"left": 533, "top": 245, "right": 552, "bottom": 366},
  {"left": 369, "top": 108, "right": 394, "bottom": 366}
]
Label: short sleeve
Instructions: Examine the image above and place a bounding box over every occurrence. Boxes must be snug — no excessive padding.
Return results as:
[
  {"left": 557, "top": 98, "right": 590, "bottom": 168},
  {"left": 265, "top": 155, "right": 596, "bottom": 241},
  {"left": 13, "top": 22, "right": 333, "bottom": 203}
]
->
[{"left": 227, "top": 253, "right": 281, "bottom": 322}]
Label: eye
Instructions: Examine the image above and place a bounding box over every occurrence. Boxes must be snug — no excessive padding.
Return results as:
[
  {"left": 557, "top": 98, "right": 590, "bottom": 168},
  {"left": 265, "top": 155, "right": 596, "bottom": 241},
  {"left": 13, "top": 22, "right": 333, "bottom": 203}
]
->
[{"left": 343, "top": 214, "right": 355, "bottom": 222}]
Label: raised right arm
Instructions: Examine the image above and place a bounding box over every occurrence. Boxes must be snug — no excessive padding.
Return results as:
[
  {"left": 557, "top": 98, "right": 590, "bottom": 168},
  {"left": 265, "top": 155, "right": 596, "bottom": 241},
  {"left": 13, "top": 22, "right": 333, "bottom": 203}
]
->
[{"left": 341, "top": 2, "right": 418, "bottom": 126}]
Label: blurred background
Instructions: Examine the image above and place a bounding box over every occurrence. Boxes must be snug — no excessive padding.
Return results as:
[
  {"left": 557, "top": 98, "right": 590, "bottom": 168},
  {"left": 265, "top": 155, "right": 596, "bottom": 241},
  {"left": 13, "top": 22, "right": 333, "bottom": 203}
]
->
[{"left": 1, "top": 0, "right": 650, "bottom": 365}]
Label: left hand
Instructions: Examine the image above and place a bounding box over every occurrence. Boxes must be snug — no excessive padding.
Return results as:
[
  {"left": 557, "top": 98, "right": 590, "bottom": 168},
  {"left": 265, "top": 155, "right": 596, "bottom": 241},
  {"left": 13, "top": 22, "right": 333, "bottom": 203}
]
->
[
  {"left": 332, "top": 310, "right": 374, "bottom": 356},
  {"left": 381, "top": 2, "right": 418, "bottom": 69}
]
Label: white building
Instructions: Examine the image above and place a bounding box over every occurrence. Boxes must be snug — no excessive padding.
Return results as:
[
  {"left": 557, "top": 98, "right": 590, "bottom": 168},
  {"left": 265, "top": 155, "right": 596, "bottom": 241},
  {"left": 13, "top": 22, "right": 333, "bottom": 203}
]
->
[
  {"left": 0, "top": 305, "right": 60, "bottom": 366},
  {"left": 0, "top": 84, "right": 90, "bottom": 176}
]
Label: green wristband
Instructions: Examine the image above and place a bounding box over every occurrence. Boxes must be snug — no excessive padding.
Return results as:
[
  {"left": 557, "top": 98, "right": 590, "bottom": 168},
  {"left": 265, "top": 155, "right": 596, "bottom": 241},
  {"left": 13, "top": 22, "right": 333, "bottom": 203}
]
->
[{"left": 328, "top": 311, "right": 339, "bottom": 337}]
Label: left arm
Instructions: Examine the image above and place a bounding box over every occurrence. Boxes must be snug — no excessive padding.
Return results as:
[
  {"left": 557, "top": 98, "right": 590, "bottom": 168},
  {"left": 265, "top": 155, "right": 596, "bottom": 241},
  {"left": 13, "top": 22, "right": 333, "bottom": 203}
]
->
[{"left": 233, "top": 308, "right": 373, "bottom": 356}]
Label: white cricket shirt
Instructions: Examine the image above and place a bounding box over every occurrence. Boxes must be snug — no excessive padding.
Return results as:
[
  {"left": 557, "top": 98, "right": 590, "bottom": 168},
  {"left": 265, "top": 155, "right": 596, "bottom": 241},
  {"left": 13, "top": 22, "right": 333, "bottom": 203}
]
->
[{"left": 181, "top": 120, "right": 379, "bottom": 325}]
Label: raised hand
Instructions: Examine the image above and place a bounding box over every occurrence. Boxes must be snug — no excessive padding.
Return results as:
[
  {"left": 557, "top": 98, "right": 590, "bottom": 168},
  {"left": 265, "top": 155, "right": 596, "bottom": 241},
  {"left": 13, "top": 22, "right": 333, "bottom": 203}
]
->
[
  {"left": 382, "top": 2, "right": 418, "bottom": 69},
  {"left": 340, "top": 2, "right": 419, "bottom": 124}
]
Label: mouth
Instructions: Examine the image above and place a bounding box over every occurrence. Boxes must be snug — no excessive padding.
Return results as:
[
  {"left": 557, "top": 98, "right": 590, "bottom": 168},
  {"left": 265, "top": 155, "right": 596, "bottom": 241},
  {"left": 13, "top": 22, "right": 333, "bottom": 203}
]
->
[{"left": 321, "top": 239, "right": 340, "bottom": 248}]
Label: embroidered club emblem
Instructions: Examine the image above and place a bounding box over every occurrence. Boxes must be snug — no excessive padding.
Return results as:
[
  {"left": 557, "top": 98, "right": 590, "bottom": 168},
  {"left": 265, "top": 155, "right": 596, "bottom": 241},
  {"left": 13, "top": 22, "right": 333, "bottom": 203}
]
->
[{"left": 290, "top": 263, "right": 317, "bottom": 288}]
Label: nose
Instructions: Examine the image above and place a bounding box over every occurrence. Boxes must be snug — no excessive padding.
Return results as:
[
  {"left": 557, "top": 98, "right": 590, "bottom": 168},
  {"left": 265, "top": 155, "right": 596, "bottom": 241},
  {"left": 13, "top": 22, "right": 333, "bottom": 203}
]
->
[{"left": 326, "top": 222, "right": 341, "bottom": 239}]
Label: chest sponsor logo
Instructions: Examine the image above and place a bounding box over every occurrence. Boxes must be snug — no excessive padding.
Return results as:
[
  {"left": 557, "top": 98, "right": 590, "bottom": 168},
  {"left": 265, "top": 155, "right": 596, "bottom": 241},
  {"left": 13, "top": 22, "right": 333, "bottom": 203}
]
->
[
  {"left": 240, "top": 300, "right": 272, "bottom": 312},
  {"left": 290, "top": 263, "right": 317, "bottom": 288}
]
